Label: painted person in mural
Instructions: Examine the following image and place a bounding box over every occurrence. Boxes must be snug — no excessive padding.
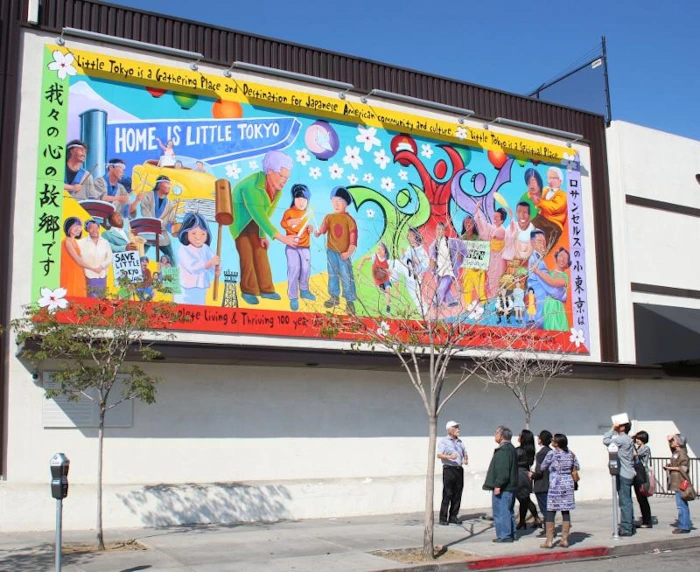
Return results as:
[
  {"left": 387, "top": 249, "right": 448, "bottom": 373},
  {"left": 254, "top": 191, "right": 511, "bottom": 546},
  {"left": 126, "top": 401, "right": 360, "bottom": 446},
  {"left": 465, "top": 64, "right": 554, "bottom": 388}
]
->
[
  {"left": 229, "top": 150, "right": 297, "bottom": 306},
  {"left": 474, "top": 200, "right": 509, "bottom": 299},
  {"left": 428, "top": 221, "right": 467, "bottom": 310},
  {"left": 102, "top": 210, "right": 145, "bottom": 255},
  {"left": 315, "top": 186, "right": 358, "bottom": 315},
  {"left": 93, "top": 158, "right": 130, "bottom": 216},
  {"left": 526, "top": 230, "right": 565, "bottom": 328},
  {"left": 175, "top": 213, "right": 219, "bottom": 305},
  {"left": 137, "top": 175, "right": 178, "bottom": 263},
  {"left": 79, "top": 219, "right": 112, "bottom": 298},
  {"left": 64, "top": 140, "right": 96, "bottom": 200}
]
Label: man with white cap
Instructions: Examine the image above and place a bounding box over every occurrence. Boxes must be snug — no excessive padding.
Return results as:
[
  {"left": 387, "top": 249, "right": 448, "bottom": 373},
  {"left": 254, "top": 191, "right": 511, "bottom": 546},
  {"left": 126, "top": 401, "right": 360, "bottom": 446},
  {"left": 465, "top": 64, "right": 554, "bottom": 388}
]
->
[{"left": 437, "top": 420, "right": 468, "bottom": 525}]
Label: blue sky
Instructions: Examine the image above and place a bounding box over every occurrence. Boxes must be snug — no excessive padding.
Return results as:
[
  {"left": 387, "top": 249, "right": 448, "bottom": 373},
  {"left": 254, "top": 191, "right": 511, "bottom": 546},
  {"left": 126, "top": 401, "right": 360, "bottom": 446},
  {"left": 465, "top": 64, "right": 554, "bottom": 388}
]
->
[{"left": 110, "top": 0, "right": 700, "bottom": 141}]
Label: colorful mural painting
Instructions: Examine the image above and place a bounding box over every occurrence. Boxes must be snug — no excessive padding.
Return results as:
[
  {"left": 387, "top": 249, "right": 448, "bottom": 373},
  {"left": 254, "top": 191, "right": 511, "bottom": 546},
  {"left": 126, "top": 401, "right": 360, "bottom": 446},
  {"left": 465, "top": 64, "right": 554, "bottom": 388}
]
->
[{"left": 33, "top": 46, "right": 591, "bottom": 353}]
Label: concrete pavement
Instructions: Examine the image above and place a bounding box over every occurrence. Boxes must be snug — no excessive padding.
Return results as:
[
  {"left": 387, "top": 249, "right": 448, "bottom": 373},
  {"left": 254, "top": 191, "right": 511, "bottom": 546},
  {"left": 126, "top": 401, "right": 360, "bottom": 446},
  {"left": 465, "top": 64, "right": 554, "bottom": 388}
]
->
[{"left": 1, "top": 497, "right": 698, "bottom": 571}]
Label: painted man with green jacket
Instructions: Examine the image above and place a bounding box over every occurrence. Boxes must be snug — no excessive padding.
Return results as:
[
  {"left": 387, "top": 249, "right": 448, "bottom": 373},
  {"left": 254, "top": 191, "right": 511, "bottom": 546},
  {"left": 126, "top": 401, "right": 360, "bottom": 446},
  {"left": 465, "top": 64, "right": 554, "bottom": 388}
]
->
[
  {"left": 229, "top": 151, "right": 296, "bottom": 305},
  {"left": 483, "top": 426, "right": 519, "bottom": 543}
]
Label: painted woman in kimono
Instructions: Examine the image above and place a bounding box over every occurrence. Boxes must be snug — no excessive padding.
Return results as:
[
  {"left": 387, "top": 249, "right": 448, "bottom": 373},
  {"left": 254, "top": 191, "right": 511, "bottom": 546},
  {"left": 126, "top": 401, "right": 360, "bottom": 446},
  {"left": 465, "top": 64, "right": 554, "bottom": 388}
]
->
[{"left": 475, "top": 199, "right": 509, "bottom": 299}]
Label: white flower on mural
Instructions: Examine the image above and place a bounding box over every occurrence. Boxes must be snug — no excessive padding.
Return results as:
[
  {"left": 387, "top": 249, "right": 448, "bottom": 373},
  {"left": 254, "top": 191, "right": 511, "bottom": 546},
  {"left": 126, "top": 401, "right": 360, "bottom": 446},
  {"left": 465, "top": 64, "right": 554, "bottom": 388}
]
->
[
  {"left": 363, "top": 173, "right": 374, "bottom": 183},
  {"left": 295, "top": 148, "right": 311, "bottom": 166},
  {"left": 374, "top": 149, "right": 391, "bottom": 170},
  {"left": 467, "top": 301, "right": 484, "bottom": 320},
  {"left": 356, "top": 126, "right": 381, "bottom": 152},
  {"left": 420, "top": 143, "right": 434, "bottom": 159},
  {"left": 329, "top": 163, "right": 344, "bottom": 180},
  {"left": 38, "top": 287, "right": 68, "bottom": 312},
  {"left": 455, "top": 127, "right": 468, "bottom": 140},
  {"left": 365, "top": 208, "right": 375, "bottom": 219},
  {"left": 347, "top": 173, "right": 359, "bottom": 185},
  {"left": 225, "top": 163, "right": 242, "bottom": 180},
  {"left": 376, "top": 320, "right": 390, "bottom": 337},
  {"left": 309, "top": 167, "right": 322, "bottom": 180},
  {"left": 398, "top": 170, "right": 409, "bottom": 181},
  {"left": 569, "top": 327, "right": 586, "bottom": 348},
  {"left": 48, "top": 50, "right": 77, "bottom": 81},
  {"left": 380, "top": 177, "right": 395, "bottom": 193},
  {"left": 342, "top": 146, "right": 363, "bottom": 170},
  {"left": 248, "top": 160, "right": 259, "bottom": 170}
]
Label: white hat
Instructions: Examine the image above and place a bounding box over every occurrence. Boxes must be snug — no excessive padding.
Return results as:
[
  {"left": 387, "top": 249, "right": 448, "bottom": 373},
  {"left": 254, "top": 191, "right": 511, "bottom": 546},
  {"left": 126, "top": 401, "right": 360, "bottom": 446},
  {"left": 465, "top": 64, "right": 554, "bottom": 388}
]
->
[{"left": 446, "top": 421, "right": 459, "bottom": 430}]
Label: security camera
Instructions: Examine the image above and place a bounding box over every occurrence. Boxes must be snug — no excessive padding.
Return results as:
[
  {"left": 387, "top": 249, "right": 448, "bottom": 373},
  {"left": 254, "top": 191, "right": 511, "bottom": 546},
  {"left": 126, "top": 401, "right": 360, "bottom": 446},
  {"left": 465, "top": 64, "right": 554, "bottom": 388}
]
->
[{"left": 31, "top": 370, "right": 40, "bottom": 381}]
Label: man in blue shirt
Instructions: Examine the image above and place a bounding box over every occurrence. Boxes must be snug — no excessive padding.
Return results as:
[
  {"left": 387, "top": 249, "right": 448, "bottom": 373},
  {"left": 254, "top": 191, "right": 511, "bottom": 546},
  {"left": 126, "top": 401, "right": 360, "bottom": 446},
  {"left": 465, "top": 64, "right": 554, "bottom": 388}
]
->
[
  {"left": 437, "top": 420, "right": 469, "bottom": 525},
  {"left": 603, "top": 421, "right": 636, "bottom": 536}
]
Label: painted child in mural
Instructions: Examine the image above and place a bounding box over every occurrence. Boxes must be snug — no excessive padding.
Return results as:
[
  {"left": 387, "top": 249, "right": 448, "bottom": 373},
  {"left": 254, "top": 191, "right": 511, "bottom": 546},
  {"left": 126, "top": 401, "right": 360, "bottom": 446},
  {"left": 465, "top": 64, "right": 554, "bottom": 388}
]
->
[
  {"left": 174, "top": 213, "right": 220, "bottom": 305},
  {"left": 525, "top": 287, "right": 537, "bottom": 324},
  {"left": 315, "top": 186, "right": 358, "bottom": 315},
  {"left": 428, "top": 221, "right": 467, "bottom": 309},
  {"left": 63, "top": 140, "right": 96, "bottom": 200},
  {"left": 156, "top": 138, "right": 177, "bottom": 167},
  {"left": 391, "top": 227, "right": 429, "bottom": 315},
  {"left": 533, "top": 246, "right": 571, "bottom": 331},
  {"left": 135, "top": 256, "right": 154, "bottom": 302},
  {"left": 512, "top": 278, "right": 526, "bottom": 324},
  {"left": 280, "top": 183, "right": 316, "bottom": 311},
  {"left": 360, "top": 242, "right": 393, "bottom": 314},
  {"left": 495, "top": 289, "right": 514, "bottom": 324},
  {"left": 474, "top": 199, "right": 510, "bottom": 299},
  {"left": 460, "top": 215, "right": 488, "bottom": 310}
]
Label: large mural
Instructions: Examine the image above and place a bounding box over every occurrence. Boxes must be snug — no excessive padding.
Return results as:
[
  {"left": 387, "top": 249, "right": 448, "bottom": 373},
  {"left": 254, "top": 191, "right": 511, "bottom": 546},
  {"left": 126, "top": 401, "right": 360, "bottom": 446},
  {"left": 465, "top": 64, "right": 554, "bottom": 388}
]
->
[{"left": 33, "top": 46, "right": 591, "bottom": 353}]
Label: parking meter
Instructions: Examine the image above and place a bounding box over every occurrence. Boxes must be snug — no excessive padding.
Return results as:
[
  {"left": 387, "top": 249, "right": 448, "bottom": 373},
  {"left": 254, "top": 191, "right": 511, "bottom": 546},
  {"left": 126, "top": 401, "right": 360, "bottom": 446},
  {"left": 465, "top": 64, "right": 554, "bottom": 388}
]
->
[
  {"left": 607, "top": 443, "right": 619, "bottom": 476},
  {"left": 50, "top": 453, "right": 70, "bottom": 499}
]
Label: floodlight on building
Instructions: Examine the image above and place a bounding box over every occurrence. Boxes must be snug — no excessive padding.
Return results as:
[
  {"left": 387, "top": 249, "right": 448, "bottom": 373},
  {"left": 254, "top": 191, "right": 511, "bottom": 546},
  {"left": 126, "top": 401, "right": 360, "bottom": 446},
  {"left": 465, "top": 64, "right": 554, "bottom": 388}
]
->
[
  {"left": 487, "top": 117, "right": 584, "bottom": 147},
  {"left": 55, "top": 27, "right": 203, "bottom": 70},
  {"left": 360, "top": 89, "right": 475, "bottom": 124},
  {"left": 224, "top": 61, "right": 354, "bottom": 99}
]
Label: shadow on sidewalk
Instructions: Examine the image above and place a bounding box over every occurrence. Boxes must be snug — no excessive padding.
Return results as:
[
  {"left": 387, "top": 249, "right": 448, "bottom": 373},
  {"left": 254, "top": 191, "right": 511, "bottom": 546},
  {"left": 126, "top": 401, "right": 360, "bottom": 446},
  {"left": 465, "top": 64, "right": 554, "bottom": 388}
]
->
[
  {"left": 0, "top": 543, "right": 97, "bottom": 572},
  {"left": 117, "top": 482, "right": 293, "bottom": 529}
]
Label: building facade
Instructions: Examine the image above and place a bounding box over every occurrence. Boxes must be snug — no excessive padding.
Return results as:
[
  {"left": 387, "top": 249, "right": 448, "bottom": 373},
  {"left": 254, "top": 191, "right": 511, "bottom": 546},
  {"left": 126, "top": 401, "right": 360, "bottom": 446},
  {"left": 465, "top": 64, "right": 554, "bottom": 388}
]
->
[{"left": 0, "top": 0, "right": 698, "bottom": 531}]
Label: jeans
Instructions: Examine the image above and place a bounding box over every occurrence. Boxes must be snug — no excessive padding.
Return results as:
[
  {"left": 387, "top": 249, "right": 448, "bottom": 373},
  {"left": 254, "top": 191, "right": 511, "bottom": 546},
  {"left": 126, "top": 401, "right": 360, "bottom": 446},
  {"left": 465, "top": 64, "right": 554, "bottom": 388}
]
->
[
  {"left": 439, "top": 466, "right": 464, "bottom": 523},
  {"left": 327, "top": 250, "right": 356, "bottom": 301},
  {"left": 675, "top": 492, "right": 692, "bottom": 531},
  {"left": 535, "top": 492, "right": 548, "bottom": 519},
  {"left": 617, "top": 475, "right": 635, "bottom": 534},
  {"left": 492, "top": 490, "right": 516, "bottom": 540}
]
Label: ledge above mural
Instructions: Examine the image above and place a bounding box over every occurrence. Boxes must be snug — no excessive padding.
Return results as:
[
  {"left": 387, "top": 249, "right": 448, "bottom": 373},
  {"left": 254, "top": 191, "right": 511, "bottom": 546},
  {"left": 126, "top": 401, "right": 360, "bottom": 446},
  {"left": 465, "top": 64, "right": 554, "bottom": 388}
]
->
[{"left": 33, "top": 46, "right": 592, "bottom": 355}]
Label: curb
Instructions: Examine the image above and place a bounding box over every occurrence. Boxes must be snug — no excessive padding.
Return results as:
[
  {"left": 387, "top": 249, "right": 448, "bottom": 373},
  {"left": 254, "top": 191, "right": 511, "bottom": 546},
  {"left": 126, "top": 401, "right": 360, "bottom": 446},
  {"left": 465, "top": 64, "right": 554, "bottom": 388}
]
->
[{"left": 375, "top": 535, "right": 700, "bottom": 571}]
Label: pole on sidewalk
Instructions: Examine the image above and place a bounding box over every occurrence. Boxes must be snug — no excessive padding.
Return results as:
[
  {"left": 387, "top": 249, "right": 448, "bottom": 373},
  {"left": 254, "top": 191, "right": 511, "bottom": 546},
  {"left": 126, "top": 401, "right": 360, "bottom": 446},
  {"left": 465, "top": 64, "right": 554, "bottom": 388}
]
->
[
  {"left": 611, "top": 475, "right": 619, "bottom": 539},
  {"left": 56, "top": 498, "right": 63, "bottom": 571}
]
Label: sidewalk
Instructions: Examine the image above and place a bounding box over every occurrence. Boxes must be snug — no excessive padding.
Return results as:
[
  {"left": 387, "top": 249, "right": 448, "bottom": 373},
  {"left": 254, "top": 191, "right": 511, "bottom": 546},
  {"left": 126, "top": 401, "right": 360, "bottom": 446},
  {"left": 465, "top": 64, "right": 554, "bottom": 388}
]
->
[{"left": 1, "top": 497, "right": 698, "bottom": 571}]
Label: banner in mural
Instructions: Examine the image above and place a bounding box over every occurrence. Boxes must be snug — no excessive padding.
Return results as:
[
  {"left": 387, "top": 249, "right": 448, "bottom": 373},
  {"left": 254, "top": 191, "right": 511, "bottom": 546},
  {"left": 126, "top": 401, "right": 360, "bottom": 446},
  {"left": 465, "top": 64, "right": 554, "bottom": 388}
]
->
[{"left": 33, "top": 46, "right": 591, "bottom": 353}]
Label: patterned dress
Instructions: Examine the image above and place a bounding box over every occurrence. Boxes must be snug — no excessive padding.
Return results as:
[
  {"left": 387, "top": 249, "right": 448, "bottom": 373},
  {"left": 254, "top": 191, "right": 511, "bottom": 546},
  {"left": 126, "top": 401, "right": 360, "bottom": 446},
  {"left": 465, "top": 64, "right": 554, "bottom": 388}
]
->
[{"left": 541, "top": 449, "right": 579, "bottom": 511}]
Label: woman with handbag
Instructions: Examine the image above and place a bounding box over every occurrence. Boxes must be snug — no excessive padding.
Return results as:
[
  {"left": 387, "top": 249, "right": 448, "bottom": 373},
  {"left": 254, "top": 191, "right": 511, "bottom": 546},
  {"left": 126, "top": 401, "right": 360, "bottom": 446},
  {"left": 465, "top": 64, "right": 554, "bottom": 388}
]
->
[
  {"left": 538, "top": 433, "right": 579, "bottom": 549},
  {"left": 664, "top": 433, "right": 693, "bottom": 534},
  {"left": 632, "top": 431, "right": 653, "bottom": 528}
]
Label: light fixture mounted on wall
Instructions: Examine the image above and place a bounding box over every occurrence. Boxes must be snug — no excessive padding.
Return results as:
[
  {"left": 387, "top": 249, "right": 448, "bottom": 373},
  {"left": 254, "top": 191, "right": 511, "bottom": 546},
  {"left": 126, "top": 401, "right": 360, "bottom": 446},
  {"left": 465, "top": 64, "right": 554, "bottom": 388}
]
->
[
  {"left": 360, "top": 89, "right": 475, "bottom": 124},
  {"left": 485, "top": 117, "right": 584, "bottom": 148},
  {"left": 55, "top": 27, "right": 204, "bottom": 71},
  {"left": 224, "top": 61, "right": 354, "bottom": 100}
]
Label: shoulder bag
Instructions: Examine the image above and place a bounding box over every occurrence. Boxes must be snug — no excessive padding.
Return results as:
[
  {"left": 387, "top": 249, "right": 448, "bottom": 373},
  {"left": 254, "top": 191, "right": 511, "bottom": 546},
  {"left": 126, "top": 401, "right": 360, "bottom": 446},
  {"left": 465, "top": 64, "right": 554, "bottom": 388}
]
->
[{"left": 679, "top": 467, "right": 696, "bottom": 502}]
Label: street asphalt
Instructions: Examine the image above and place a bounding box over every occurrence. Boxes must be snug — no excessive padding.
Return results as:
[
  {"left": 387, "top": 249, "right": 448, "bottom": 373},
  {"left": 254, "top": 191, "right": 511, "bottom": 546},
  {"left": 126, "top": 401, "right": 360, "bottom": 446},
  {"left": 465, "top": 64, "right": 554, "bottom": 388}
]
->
[{"left": 1, "top": 497, "right": 698, "bottom": 571}]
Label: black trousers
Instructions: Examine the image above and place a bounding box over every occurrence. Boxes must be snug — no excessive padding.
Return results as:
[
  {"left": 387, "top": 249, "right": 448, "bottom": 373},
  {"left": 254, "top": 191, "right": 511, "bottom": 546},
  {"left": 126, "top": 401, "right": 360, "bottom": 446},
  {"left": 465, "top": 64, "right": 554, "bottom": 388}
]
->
[
  {"left": 440, "top": 466, "right": 464, "bottom": 523},
  {"left": 634, "top": 483, "right": 652, "bottom": 525}
]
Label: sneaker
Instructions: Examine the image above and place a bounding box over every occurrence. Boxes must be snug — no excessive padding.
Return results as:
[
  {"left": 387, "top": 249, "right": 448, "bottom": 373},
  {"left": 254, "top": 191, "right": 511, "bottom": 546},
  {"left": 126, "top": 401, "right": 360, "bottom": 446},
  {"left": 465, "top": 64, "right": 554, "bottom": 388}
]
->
[
  {"left": 260, "top": 292, "right": 281, "bottom": 300},
  {"left": 241, "top": 293, "right": 259, "bottom": 305},
  {"left": 438, "top": 520, "right": 449, "bottom": 526},
  {"left": 290, "top": 298, "right": 299, "bottom": 311},
  {"left": 346, "top": 301, "right": 356, "bottom": 315},
  {"left": 448, "top": 518, "right": 460, "bottom": 525},
  {"left": 672, "top": 528, "right": 690, "bottom": 534},
  {"left": 300, "top": 290, "right": 316, "bottom": 301},
  {"left": 324, "top": 296, "right": 339, "bottom": 308}
]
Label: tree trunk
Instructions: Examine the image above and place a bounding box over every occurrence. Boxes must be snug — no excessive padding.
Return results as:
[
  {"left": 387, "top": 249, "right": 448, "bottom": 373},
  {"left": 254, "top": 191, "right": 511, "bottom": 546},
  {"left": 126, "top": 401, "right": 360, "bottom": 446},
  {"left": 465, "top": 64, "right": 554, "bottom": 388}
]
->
[
  {"left": 525, "top": 410, "right": 531, "bottom": 431},
  {"left": 423, "top": 413, "right": 438, "bottom": 560},
  {"left": 96, "top": 408, "right": 105, "bottom": 551}
]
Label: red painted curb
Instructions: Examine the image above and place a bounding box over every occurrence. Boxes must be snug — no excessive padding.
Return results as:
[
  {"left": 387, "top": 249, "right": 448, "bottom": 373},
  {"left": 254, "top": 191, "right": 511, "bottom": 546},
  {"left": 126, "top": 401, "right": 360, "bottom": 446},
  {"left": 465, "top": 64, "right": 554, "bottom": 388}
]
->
[{"left": 466, "top": 546, "right": 610, "bottom": 570}]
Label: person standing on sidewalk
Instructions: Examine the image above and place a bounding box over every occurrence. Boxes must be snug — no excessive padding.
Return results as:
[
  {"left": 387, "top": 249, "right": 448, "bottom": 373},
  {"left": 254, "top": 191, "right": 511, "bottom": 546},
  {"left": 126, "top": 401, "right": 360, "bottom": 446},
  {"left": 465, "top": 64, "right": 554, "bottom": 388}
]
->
[
  {"left": 632, "top": 431, "right": 653, "bottom": 528},
  {"left": 603, "top": 421, "right": 636, "bottom": 536},
  {"left": 538, "top": 433, "right": 579, "bottom": 548},
  {"left": 530, "top": 430, "right": 553, "bottom": 537},
  {"left": 664, "top": 433, "right": 693, "bottom": 534},
  {"left": 437, "top": 420, "right": 468, "bottom": 525},
  {"left": 483, "top": 426, "right": 519, "bottom": 543},
  {"left": 516, "top": 429, "right": 542, "bottom": 530}
]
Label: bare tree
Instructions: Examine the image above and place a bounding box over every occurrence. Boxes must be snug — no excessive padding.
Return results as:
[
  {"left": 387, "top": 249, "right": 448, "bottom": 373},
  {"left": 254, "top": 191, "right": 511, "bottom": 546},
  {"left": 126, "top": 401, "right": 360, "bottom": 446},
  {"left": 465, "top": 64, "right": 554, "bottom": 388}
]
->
[
  {"left": 473, "top": 326, "right": 573, "bottom": 429},
  {"left": 12, "top": 279, "right": 183, "bottom": 550}
]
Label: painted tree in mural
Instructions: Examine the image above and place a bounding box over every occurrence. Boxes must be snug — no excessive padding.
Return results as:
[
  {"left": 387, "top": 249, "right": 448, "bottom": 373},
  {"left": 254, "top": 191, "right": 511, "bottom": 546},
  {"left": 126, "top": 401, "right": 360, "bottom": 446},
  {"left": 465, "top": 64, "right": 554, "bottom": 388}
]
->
[{"left": 12, "top": 279, "right": 183, "bottom": 550}]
